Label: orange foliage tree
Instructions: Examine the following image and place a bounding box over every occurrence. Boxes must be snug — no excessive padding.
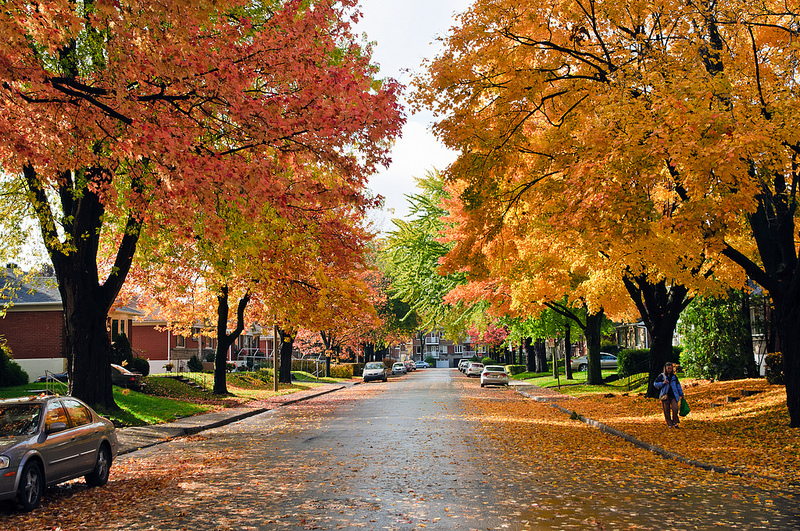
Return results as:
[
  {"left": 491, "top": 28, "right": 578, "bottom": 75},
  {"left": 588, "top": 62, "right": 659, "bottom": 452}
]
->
[
  {"left": 0, "top": 0, "right": 403, "bottom": 407},
  {"left": 416, "top": 0, "right": 800, "bottom": 424}
]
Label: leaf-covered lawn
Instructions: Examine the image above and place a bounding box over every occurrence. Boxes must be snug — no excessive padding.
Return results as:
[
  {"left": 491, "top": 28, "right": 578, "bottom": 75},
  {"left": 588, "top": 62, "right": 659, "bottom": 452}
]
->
[{"left": 546, "top": 378, "right": 800, "bottom": 485}]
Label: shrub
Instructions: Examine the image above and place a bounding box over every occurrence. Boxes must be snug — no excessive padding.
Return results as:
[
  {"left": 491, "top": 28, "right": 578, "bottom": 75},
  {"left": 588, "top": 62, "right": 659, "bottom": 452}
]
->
[
  {"left": 329, "top": 364, "right": 353, "bottom": 378},
  {"left": 0, "top": 345, "right": 28, "bottom": 387},
  {"left": 677, "top": 291, "right": 759, "bottom": 380},
  {"left": 506, "top": 365, "right": 527, "bottom": 376},
  {"left": 481, "top": 357, "right": 497, "bottom": 365},
  {"left": 601, "top": 339, "right": 621, "bottom": 355},
  {"left": 187, "top": 355, "right": 204, "bottom": 372},
  {"left": 128, "top": 356, "right": 150, "bottom": 376},
  {"left": 226, "top": 362, "right": 236, "bottom": 372},
  {"left": 765, "top": 352, "right": 784, "bottom": 384},
  {"left": 617, "top": 349, "right": 651, "bottom": 377},
  {"left": 424, "top": 356, "right": 436, "bottom": 366},
  {"left": 111, "top": 333, "right": 133, "bottom": 365}
]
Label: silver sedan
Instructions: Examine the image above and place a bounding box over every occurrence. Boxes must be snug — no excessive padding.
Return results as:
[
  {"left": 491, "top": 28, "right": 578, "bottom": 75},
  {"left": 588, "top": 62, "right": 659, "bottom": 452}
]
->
[
  {"left": 570, "top": 353, "right": 618, "bottom": 372},
  {"left": 0, "top": 394, "right": 118, "bottom": 511}
]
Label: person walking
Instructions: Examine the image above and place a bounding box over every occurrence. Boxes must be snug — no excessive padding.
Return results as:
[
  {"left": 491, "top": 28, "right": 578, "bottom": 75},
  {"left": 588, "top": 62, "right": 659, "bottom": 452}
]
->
[{"left": 654, "top": 362, "right": 685, "bottom": 428}]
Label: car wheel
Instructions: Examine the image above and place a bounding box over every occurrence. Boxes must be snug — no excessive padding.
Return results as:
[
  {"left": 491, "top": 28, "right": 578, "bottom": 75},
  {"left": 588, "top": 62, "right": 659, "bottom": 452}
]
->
[
  {"left": 579, "top": 364, "right": 587, "bottom": 372},
  {"left": 17, "top": 461, "right": 43, "bottom": 512},
  {"left": 480, "top": 383, "right": 485, "bottom": 387},
  {"left": 382, "top": 376, "right": 387, "bottom": 382},
  {"left": 86, "top": 445, "right": 111, "bottom": 487}
]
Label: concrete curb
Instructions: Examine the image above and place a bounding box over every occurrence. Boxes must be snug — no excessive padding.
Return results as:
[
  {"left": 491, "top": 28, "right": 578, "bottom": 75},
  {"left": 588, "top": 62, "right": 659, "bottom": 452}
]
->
[{"left": 514, "top": 386, "right": 757, "bottom": 479}]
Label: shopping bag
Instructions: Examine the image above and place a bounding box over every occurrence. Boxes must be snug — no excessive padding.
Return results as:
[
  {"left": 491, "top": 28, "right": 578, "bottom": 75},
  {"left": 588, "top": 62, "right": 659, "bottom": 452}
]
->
[{"left": 679, "top": 397, "right": 690, "bottom": 417}]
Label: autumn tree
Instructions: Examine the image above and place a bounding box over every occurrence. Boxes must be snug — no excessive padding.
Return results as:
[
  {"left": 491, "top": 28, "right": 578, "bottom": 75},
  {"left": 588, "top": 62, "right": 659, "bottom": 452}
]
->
[
  {"left": 383, "top": 170, "right": 472, "bottom": 335},
  {"left": 0, "top": 0, "right": 402, "bottom": 408},
  {"left": 415, "top": 0, "right": 800, "bottom": 422}
]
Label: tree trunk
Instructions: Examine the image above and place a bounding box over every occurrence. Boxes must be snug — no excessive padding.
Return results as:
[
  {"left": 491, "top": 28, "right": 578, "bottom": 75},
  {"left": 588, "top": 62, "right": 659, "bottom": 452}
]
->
[
  {"left": 278, "top": 328, "right": 294, "bottom": 383},
  {"left": 61, "top": 281, "right": 115, "bottom": 409},
  {"left": 524, "top": 337, "right": 535, "bottom": 372},
  {"left": 552, "top": 340, "right": 559, "bottom": 379},
  {"left": 564, "top": 324, "right": 573, "bottom": 380},
  {"left": 213, "top": 285, "right": 249, "bottom": 395},
  {"left": 739, "top": 290, "right": 759, "bottom": 378},
  {"left": 534, "top": 339, "right": 547, "bottom": 373},
  {"left": 363, "top": 342, "right": 375, "bottom": 362},
  {"left": 584, "top": 310, "right": 605, "bottom": 385},
  {"left": 24, "top": 165, "right": 142, "bottom": 410},
  {"left": 623, "top": 274, "right": 692, "bottom": 398}
]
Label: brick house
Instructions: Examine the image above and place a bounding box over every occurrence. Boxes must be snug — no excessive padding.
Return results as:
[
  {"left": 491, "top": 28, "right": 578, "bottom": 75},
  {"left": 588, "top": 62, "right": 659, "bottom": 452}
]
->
[{"left": 0, "top": 269, "right": 142, "bottom": 380}]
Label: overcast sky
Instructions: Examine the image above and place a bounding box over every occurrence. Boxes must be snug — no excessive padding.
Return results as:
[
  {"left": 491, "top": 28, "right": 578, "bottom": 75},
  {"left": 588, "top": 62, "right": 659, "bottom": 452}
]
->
[{"left": 355, "top": 0, "right": 473, "bottom": 233}]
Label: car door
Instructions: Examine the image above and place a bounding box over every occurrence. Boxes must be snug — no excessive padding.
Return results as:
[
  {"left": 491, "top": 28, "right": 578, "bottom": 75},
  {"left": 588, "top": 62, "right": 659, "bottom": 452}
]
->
[
  {"left": 62, "top": 399, "right": 100, "bottom": 474},
  {"left": 40, "top": 400, "right": 77, "bottom": 483}
]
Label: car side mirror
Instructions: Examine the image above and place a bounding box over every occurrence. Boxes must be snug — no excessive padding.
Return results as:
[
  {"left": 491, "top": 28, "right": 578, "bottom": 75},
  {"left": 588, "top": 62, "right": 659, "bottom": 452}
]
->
[{"left": 47, "top": 422, "right": 67, "bottom": 434}]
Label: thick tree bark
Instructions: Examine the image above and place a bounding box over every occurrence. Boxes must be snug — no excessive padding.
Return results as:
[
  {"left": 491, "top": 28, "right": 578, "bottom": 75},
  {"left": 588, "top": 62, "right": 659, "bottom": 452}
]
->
[
  {"left": 25, "top": 164, "right": 142, "bottom": 410},
  {"left": 623, "top": 275, "right": 692, "bottom": 398},
  {"left": 362, "top": 342, "right": 375, "bottom": 362},
  {"left": 524, "top": 337, "right": 535, "bottom": 372},
  {"left": 213, "top": 285, "right": 250, "bottom": 395},
  {"left": 739, "top": 290, "right": 759, "bottom": 378},
  {"left": 320, "top": 330, "right": 336, "bottom": 378},
  {"left": 278, "top": 328, "right": 294, "bottom": 384},
  {"left": 564, "top": 324, "right": 573, "bottom": 380},
  {"left": 584, "top": 310, "right": 605, "bottom": 385},
  {"left": 534, "top": 339, "right": 547, "bottom": 373}
]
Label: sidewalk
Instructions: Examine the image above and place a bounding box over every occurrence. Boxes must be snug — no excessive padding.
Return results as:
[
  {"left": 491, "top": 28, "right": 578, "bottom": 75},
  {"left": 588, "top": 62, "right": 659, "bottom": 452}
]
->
[{"left": 117, "top": 382, "right": 354, "bottom": 454}]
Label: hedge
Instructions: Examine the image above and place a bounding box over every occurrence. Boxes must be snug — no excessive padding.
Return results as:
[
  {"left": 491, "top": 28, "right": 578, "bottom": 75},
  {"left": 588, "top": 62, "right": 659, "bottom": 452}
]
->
[
  {"left": 617, "top": 349, "right": 650, "bottom": 377},
  {"left": 506, "top": 365, "right": 527, "bottom": 376}
]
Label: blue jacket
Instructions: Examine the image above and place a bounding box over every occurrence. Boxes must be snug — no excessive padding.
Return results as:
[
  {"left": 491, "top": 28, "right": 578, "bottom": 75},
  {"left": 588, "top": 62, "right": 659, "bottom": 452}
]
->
[{"left": 654, "top": 372, "right": 684, "bottom": 401}]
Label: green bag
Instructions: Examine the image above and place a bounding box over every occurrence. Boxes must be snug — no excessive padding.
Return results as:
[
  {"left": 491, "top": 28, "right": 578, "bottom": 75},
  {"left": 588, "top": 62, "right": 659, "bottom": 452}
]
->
[{"left": 679, "top": 397, "right": 690, "bottom": 417}]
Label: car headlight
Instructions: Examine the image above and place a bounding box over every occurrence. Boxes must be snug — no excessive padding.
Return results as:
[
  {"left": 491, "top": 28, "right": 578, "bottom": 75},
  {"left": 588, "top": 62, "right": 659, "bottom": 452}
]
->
[{"left": 0, "top": 456, "right": 10, "bottom": 469}]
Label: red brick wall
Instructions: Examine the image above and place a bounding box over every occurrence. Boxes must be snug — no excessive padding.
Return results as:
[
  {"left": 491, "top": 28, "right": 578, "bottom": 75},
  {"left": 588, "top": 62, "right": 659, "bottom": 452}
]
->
[
  {"left": 0, "top": 310, "right": 65, "bottom": 359},
  {"left": 131, "top": 325, "right": 169, "bottom": 361}
]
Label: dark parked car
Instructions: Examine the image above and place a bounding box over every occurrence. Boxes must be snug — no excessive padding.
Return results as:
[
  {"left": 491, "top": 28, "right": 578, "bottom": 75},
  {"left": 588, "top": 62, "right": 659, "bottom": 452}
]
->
[
  {"left": 0, "top": 394, "right": 118, "bottom": 511},
  {"left": 34, "top": 372, "right": 68, "bottom": 383},
  {"left": 111, "top": 364, "right": 145, "bottom": 391}
]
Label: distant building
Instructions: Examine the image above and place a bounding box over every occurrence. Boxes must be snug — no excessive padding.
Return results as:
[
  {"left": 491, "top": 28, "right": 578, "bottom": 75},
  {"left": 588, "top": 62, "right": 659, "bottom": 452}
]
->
[{"left": 410, "top": 330, "right": 485, "bottom": 368}]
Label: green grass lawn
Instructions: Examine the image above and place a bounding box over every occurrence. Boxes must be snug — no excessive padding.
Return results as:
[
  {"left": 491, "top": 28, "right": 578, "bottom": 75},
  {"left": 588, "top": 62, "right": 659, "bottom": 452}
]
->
[
  {"left": 0, "top": 381, "right": 211, "bottom": 427},
  {"left": 514, "top": 370, "right": 650, "bottom": 395},
  {"left": 0, "top": 369, "right": 350, "bottom": 427}
]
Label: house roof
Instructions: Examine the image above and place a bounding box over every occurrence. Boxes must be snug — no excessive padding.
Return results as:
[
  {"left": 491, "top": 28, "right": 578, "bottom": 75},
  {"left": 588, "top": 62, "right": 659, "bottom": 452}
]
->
[{"left": 0, "top": 269, "right": 62, "bottom": 308}]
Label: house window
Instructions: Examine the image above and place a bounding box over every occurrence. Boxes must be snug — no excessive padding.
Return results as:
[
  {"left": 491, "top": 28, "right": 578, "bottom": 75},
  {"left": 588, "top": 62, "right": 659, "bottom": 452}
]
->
[
  {"left": 111, "top": 319, "right": 126, "bottom": 340},
  {"left": 454, "top": 345, "right": 463, "bottom": 354},
  {"left": 176, "top": 335, "right": 185, "bottom": 348}
]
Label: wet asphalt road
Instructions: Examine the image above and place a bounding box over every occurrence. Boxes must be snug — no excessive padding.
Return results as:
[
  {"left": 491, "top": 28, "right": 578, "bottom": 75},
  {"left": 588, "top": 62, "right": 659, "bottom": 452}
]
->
[{"left": 114, "top": 368, "right": 800, "bottom": 530}]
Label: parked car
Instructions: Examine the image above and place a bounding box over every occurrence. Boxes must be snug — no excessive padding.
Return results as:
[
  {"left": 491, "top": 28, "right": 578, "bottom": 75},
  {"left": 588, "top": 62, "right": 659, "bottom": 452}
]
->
[
  {"left": 0, "top": 394, "right": 118, "bottom": 511},
  {"left": 465, "top": 362, "right": 484, "bottom": 377},
  {"left": 480, "top": 365, "right": 510, "bottom": 387},
  {"left": 404, "top": 360, "right": 416, "bottom": 371},
  {"left": 570, "top": 353, "right": 618, "bottom": 372},
  {"left": 362, "top": 362, "right": 388, "bottom": 383},
  {"left": 391, "top": 362, "right": 407, "bottom": 375},
  {"left": 416, "top": 360, "right": 430, "bottom": 369},
  {"left": 110, "top": 364, "right": 145, "bottom": 391},
  {"left": 458, "top": 359, "right": 472, "bottom": 372},
  {"left": 34, "top": 372, "right": 68, "bottom": 383}
]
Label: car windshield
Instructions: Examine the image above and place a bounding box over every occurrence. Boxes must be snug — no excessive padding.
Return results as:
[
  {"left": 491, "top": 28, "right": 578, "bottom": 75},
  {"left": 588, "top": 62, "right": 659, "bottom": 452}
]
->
[
  {"left": 0, "top": 404, "right": 42, "bottom": 437},
  {"left": 484, "top": 366, "right": 505, "bottom": 372},
  {"left": 365, "top": 363, "right": 383, "bottom": 369}
]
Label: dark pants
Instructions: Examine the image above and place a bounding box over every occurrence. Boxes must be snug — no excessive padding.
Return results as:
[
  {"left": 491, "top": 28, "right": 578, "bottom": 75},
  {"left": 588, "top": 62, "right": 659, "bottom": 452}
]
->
[{"left": 662, "top": 398, "right": 679, "bottom": 426}]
